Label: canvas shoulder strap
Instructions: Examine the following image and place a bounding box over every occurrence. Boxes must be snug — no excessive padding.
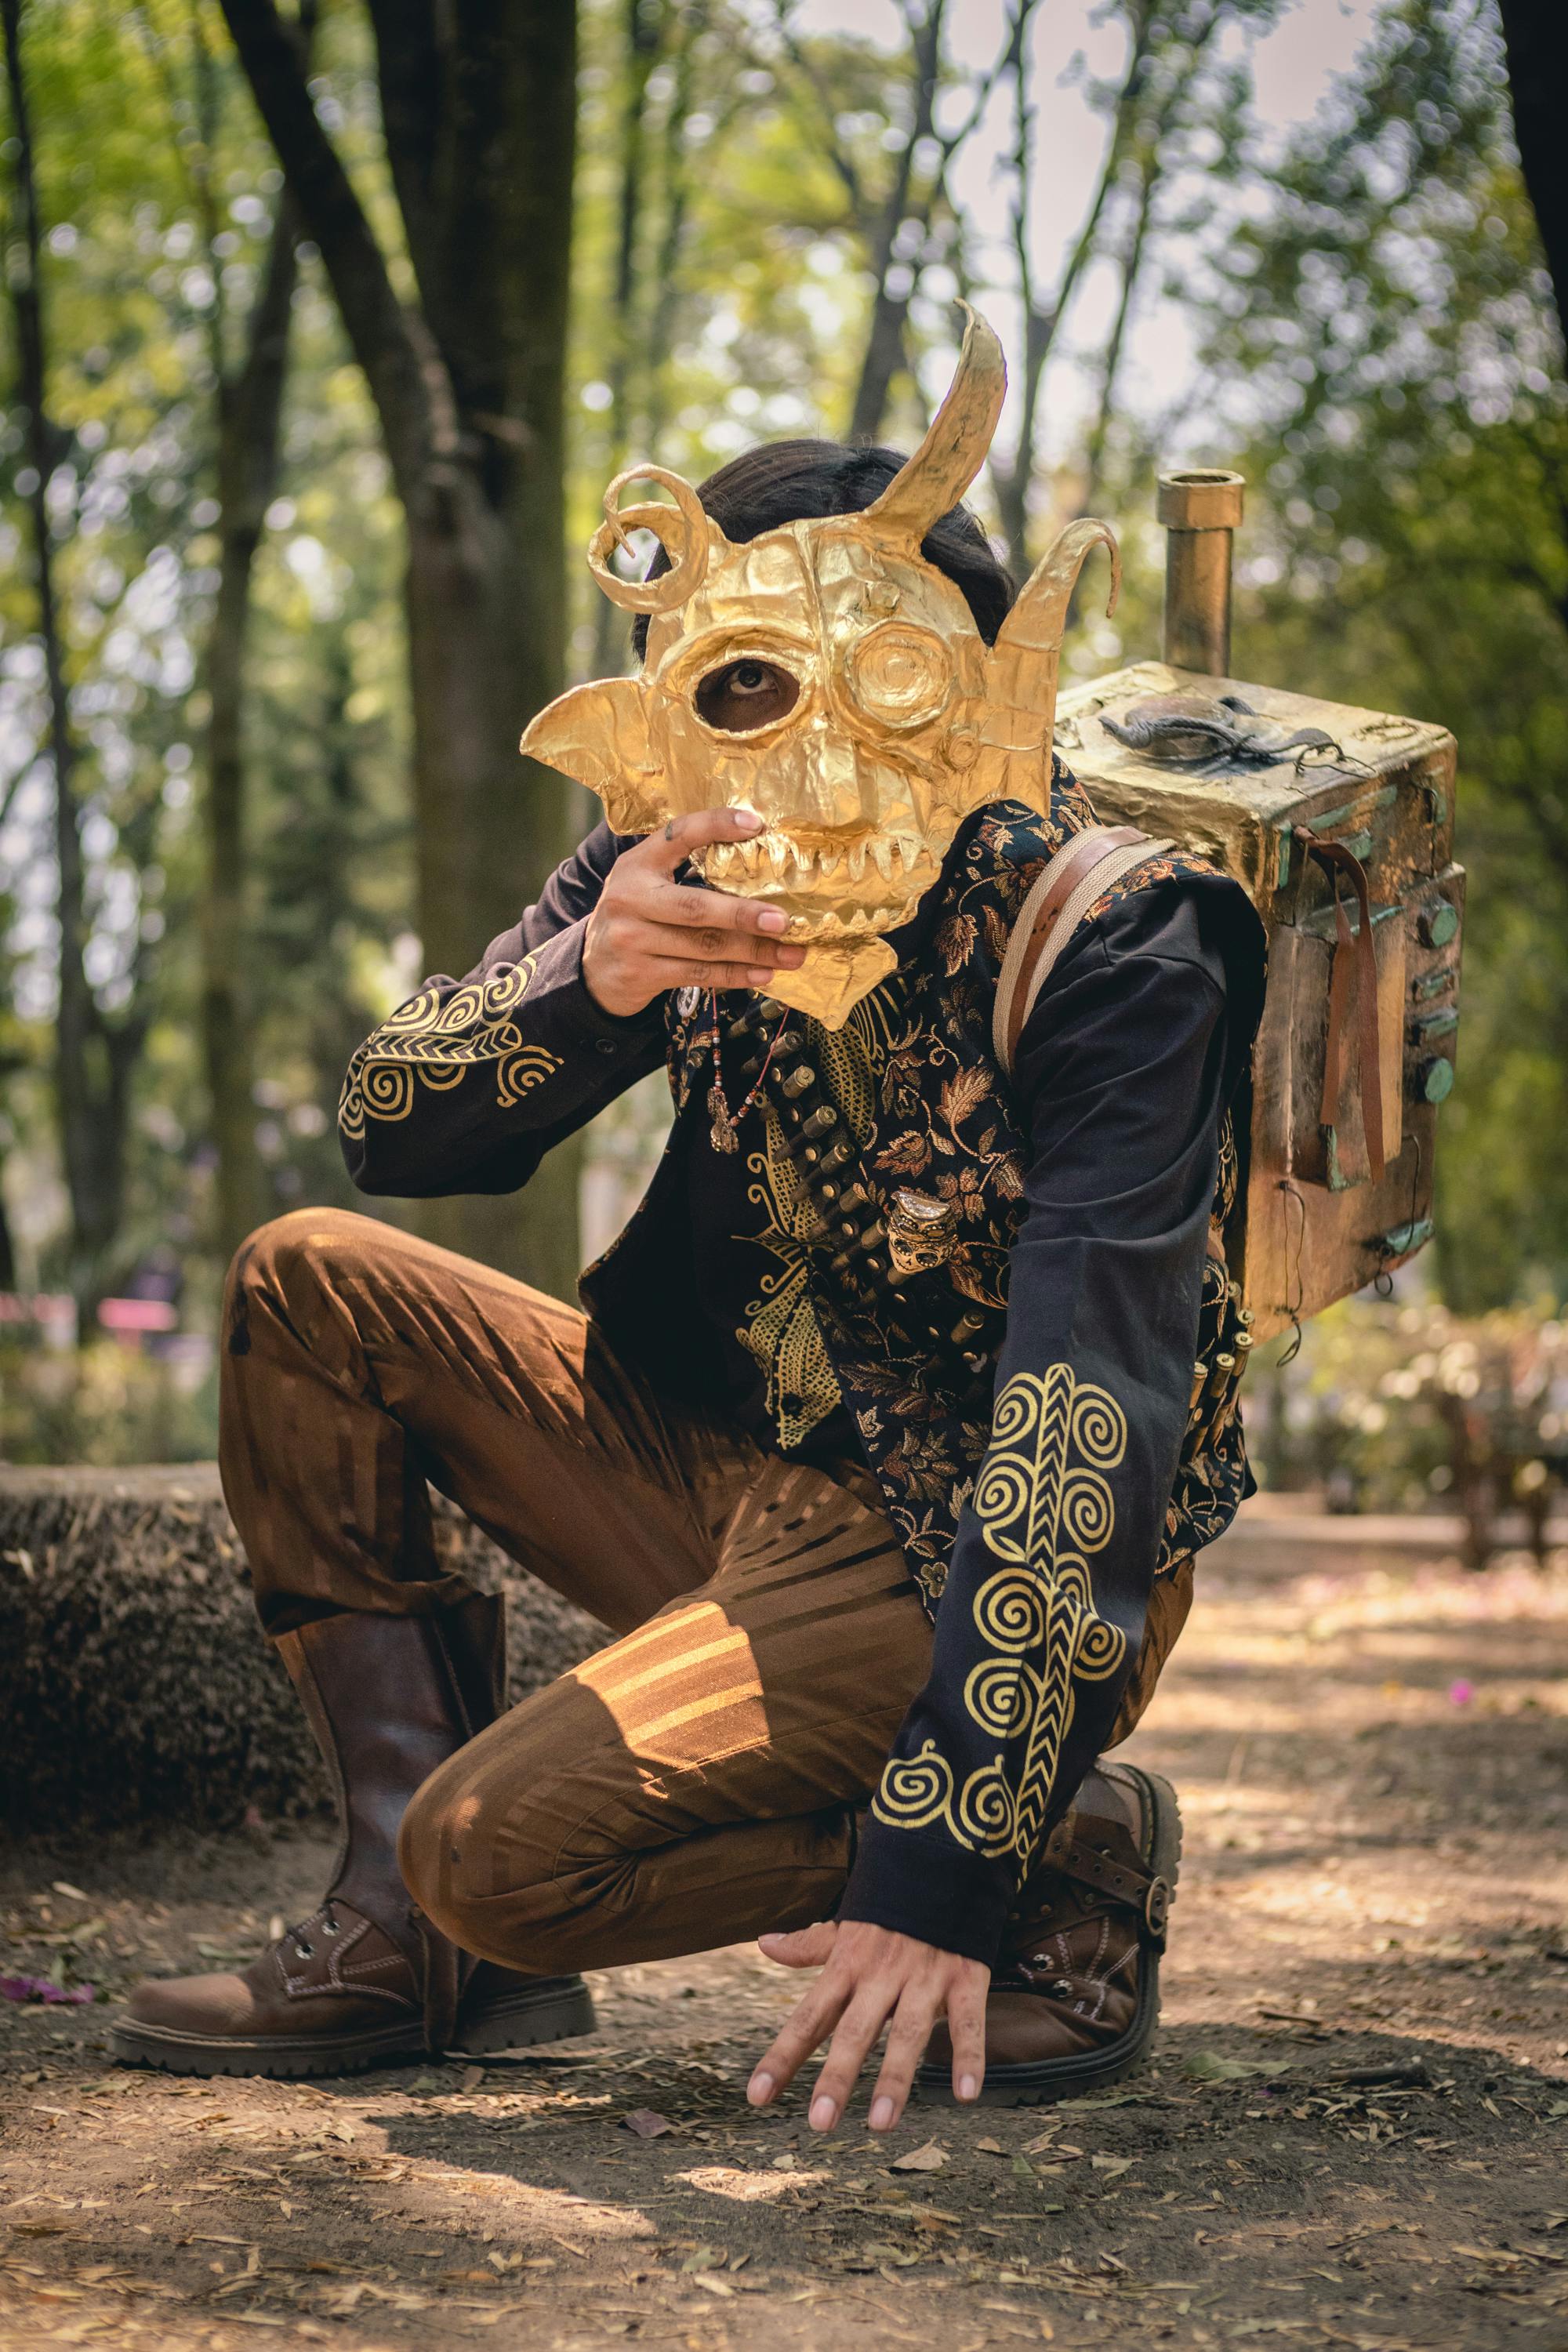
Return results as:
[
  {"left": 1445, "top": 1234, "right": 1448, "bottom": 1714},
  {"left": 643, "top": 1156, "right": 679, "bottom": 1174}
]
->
[{"left": 992, "top": 824, "right": 1177, "bottom": 1076}]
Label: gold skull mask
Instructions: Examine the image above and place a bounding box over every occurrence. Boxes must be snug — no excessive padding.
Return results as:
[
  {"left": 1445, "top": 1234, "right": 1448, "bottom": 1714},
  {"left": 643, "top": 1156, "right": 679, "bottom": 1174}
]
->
[{"left": 521, "top": 307, "right": 1119, "bottom": 1028}]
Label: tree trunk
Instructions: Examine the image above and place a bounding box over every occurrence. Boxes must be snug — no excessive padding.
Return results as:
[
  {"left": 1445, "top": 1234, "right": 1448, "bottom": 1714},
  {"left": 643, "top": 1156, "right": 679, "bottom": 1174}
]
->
[
  {"left": 403, "top": 490, "right": 582, "bottom": 1294},
  {"left": 2, "top": 0, "right": 139, "bottom": 1301},
  {"left": 219, "top": 0, "right": 582, "bottom": 1294},
  {"left": 991, "top": 0, "right": 1155, "bottom": 576},
  {"left": 1497, "top": 0, "right": 1568, "bottom": 333},
  {"left": 1080, "top": 159, "right": 1155, "bottom": 512},
  {"left": 642, "top": 3, "right": 704, "bottom": 452},
  {"left": 204, "top": 195, "right": 302, "bottom": 1263},
  {"left": 590, "top": 0, "right": 660, "bottom": 684},
  {"left": 846, "top": 1, "right": 945, "bottom": 445}
]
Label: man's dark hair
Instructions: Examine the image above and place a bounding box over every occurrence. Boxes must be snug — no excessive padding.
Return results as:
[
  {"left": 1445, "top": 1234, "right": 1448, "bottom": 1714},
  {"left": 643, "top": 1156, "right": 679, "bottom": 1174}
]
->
[{"left": 630, "top": 438, "right": 1015, "bottom": 662}]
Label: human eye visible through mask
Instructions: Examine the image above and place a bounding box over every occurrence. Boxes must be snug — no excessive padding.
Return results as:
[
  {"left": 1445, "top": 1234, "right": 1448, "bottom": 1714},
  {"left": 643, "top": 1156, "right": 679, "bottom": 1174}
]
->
[{"left": 695, "top": 658, "right": 800, "bottom": 735}]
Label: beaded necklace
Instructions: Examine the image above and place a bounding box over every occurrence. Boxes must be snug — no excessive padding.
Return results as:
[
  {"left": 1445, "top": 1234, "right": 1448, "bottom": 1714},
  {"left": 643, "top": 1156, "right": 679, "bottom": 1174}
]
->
[{"left": 704, "top": 993, "right": 790, "bottom": 1154}]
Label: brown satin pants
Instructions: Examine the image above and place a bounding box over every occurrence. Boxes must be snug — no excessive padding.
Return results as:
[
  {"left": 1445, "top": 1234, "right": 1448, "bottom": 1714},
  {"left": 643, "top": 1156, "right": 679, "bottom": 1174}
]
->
[{"left": 219, "top": 1209, "right": 1191, "bottom": 1975}]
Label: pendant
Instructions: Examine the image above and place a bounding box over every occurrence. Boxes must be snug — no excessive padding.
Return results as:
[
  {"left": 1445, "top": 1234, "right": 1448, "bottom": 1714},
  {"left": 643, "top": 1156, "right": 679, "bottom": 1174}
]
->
[{"left": 707, "top": 1084, "right": 739, "bottom": 1153}]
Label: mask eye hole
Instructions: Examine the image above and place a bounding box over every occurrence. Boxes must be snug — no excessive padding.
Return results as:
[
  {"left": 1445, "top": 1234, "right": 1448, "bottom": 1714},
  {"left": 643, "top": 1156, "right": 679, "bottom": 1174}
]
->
[{"left": 694, "top": 657, "right": 800, "bottom": 735}]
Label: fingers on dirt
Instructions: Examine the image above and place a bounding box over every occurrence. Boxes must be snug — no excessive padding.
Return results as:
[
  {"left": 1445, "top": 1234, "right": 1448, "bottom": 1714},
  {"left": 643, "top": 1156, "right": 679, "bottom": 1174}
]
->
[
  {"left": 748, "top": 1980, "right": 848, "bottom": 2105},
  {"left": 867, "top": 1994, "right": 938, "bottom": 2131},
  {"left": 946, "top": 1978, "right": 988, "bottom": 2103},
  {"left": 808, "top": 1987, "right": 896, "bottom": 2131}
]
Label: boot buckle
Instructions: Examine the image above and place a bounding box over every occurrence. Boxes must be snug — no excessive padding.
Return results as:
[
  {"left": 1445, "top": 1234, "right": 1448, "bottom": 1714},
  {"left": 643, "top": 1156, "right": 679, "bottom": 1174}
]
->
[{"left": 1143, "top": 1874, "right": 1171, "bottom": 1947}]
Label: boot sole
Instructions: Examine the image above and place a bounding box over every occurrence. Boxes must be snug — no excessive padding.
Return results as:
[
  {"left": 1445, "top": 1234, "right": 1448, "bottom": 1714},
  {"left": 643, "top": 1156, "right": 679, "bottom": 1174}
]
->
[
  {"left": 450, "top": 1976, "right": 597, "bottom": 2057},
  {"left": 111, "top": 1976, "right": 597, "bottom": 2080},
  {"left": 916, "top": 1766, "right": 1183, "bottom": 2108}
]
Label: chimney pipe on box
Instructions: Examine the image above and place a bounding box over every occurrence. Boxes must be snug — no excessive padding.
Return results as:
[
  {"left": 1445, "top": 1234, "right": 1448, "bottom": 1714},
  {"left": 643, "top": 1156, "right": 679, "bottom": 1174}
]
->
[{"left": 1157, "top": 468, "right": 1245, "bottom": 677}]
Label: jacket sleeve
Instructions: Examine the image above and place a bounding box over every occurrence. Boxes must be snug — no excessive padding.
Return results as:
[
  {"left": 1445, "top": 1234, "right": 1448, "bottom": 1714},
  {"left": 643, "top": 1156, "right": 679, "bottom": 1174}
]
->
[
  {"left": 838, "top": 882, "right": 1232, "bottom": 1965},
  {"left": 339, "top": 822, "right": 666, "bottom": 1199}
]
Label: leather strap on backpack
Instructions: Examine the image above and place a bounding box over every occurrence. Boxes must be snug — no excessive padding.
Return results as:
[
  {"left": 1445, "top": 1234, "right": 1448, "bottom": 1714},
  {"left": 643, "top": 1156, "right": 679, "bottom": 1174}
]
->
[
  {"left": 1304, "top": 833, "right": 1386, "bottom": 1183},
  {"left": 993, "top": 824, "right": 1177, "bottom": 1074}
]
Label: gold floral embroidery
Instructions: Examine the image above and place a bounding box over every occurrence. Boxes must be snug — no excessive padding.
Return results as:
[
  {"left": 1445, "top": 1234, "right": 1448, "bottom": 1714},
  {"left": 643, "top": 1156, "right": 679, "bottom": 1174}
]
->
[
  {"left": 733, "top": 993, "right": 895, "bottom": 1450},
  {"left": 739, "top": 1105, "right": 842, "bottom": 1450},
  {"left": 339, "top": 956, "right": 561, "bottom": 1134},
  {"left": 635, "top": 779, "right": 1252, "bottom": 1626},
  {"left": 871, "top": 1365, "right": 1129, "bottom": 1864}
]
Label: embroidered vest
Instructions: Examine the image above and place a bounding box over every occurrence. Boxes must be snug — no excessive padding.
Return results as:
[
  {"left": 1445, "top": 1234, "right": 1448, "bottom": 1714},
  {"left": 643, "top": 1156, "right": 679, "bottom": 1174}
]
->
[{"left": 582, "top": 771, "right": 1254, "bottom": 1617}]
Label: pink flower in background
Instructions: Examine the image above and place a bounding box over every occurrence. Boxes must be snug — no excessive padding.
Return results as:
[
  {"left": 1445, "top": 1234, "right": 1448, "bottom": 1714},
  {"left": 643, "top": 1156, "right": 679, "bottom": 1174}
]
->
[
  {"left": 0, "top": 1976, "right": 94, "bottom": 2005},
  {"left": 1448, "top": 1679, "right": 1475, "bottom": 1706}
]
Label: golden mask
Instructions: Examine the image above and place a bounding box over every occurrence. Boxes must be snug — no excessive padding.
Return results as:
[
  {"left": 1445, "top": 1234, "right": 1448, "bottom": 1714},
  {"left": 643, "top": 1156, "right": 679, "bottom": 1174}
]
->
[{"left": 521, "top": 306, "right": 1120, "bottom": 1028}]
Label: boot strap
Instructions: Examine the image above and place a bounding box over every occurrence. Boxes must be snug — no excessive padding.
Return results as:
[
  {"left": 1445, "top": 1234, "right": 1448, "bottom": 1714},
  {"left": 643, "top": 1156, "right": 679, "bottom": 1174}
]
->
[{"left": 1040, "top": 1818, "right": 1171, "bottom": 1950}]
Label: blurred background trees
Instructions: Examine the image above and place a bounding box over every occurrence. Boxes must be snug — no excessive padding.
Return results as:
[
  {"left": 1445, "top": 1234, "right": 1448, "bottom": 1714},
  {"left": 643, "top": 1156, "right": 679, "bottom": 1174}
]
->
[{"left": 0, "top": 0, "right": 1565, "bottom": 1492}]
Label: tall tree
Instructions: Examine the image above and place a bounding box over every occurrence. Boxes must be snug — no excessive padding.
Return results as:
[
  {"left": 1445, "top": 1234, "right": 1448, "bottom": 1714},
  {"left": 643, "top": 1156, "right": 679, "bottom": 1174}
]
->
[
  {"left": 143, "top": 0, "right": 317, "bottom": 1262},
  {"left": 589, "top": 0, "right": 662, "bottom": 683},
  {"left": 771, "top": 0, "right": 1007, "bottom": 445},
  {"left": 1496, "top": 0, "right": 1568, "bottom": 329},
  {"left": 2, "top": 0, "right": 149, "bottom": 1304},
  {"left": 216, "top": 0, "right": 580, "bottom": 1290}
]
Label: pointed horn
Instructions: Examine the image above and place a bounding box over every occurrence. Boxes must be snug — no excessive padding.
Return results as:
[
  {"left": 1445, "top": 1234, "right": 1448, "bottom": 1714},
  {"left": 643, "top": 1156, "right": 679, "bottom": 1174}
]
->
[
  {"left": 863, "top": 303, "right": 1007, "bottom": 543},
  {"left": 586, "top": 465, "right": 719, "bottom": 615},
  {"left": 978, "top": 521, "right": 1120, "bottom": 793}
]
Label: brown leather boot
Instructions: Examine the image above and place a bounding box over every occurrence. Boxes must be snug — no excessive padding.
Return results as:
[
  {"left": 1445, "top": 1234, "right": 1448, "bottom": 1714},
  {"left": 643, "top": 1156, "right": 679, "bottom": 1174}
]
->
[
  {"left": 112, "top": 1597, "right": 595, "bottom": 2077},
  {"left": 919, "top": 1762, "right": 1180, "bottom": 2106}
]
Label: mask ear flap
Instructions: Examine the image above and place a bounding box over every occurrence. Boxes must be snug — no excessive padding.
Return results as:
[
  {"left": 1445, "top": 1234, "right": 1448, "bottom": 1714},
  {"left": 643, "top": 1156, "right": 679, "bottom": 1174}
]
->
[{"left": 520, "top": 678, "right": 669, "bottom": 837}]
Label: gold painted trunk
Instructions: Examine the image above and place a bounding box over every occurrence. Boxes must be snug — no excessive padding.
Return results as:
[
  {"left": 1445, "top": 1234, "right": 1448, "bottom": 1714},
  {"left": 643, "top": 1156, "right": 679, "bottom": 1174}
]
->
[{"left": 1057, "top": 659, "right": 1462, "bottom": 1339}]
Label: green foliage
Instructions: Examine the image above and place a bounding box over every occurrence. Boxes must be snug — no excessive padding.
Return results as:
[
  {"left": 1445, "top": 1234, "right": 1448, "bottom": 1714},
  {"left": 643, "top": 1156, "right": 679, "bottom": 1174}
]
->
[
  {"left": 0, "top": 1338, "right": 217, "bottom": 1465},
  {"left": 2, "top": 0, "right": 1565, "bottom": 1468},
  {"left": 1250, "top": 1294, "right": 1566, "bottom": 1547},
  {"left": 1188, "top": 0, "right": 1568, "bottom": 1306},
  {"left": 0, "top": 0, "right": 411, "bottom": 1289}
]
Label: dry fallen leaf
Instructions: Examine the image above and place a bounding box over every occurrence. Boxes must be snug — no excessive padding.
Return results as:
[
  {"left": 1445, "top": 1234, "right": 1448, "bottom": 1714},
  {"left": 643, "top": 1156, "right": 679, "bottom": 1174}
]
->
[
  {"left": 889, "top": 2141, "right": 948, "bottom": 2173},
  {"left": 622, "top": 2108, "right": 674, "bottom": 2138}
]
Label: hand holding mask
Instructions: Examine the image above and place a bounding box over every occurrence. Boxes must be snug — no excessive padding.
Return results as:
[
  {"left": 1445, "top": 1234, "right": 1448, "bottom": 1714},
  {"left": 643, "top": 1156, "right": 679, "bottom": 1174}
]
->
[{"left": 522, "top": 307, "right": 1120, "bottom": 1029}]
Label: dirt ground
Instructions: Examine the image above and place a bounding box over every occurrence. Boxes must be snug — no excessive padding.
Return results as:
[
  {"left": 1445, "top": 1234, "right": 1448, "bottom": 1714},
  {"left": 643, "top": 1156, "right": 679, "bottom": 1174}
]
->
[{"left": 3, "top": 1517, "right": 1567, "bottom": 2352}]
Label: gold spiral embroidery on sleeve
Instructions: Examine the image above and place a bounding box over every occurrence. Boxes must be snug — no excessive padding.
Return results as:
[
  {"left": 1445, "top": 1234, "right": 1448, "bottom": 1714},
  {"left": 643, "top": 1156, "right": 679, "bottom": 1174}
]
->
[
  {"left": 339, "top": 956, "right": 561, "bottom": 1134},
  {"left": 871, "top": 1365, "right": 1128, "bottom": 1865}
]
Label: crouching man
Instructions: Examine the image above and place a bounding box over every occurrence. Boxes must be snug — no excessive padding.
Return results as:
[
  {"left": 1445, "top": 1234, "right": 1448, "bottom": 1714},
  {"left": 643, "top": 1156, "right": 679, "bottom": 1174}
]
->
[{"left": 117, "top": 311, "right": 1263, "bottom": 2123}]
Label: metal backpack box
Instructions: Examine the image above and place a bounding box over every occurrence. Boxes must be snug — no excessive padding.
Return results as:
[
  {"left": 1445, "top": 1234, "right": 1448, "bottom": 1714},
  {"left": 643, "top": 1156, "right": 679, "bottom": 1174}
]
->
[{"left": 1055, "top": 471, "right": 1463, "bottom": 1342}]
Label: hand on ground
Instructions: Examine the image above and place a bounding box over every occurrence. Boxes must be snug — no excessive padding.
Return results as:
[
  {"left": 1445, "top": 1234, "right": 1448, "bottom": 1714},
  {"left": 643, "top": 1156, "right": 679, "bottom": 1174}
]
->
[{"left": 747, "top": 1918, "right": 989, "bottom": 2133}]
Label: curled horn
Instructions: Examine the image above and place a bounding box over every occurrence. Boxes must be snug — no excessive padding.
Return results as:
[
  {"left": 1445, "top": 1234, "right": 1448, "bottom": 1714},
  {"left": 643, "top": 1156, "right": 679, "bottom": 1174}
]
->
[
  {"left": 586, "top": 465, "right": 715, "bottom": 614},
  {"left": 863, "top": 303, "right": 1008, "bottom": 544},
  {"left": 978, "top": 517, "right": 1121, "bottom": 796},
  {"left": 997, "top": 517, "right": 1122, "bottom": 663}
]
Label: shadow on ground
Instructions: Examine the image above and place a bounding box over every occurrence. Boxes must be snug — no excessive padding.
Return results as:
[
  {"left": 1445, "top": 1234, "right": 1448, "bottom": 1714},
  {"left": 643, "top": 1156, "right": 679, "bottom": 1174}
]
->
[{"left": 2, "top": 1531, "right": 1566, "bottom": 2350}]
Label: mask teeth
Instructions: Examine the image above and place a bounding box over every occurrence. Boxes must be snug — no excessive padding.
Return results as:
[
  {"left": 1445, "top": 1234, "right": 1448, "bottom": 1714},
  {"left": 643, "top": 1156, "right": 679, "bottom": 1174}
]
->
[
  {"left": 848, "top": 840, "right": 869, "bottom": 882},
  {"left": 738, "top": 836, "right": 764, "bottom": 872},
  {"left": 869, "top": 839, "right": 895, "bottom": 881},
  {"left": 817, "top": 844, "right": 842, "bottom": 880},
  {"left": 766, "top": 834, "right": 789, "bottom": 876},
  {"left": 707, "top": 841, "right": 735, "bottom": 875}
]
